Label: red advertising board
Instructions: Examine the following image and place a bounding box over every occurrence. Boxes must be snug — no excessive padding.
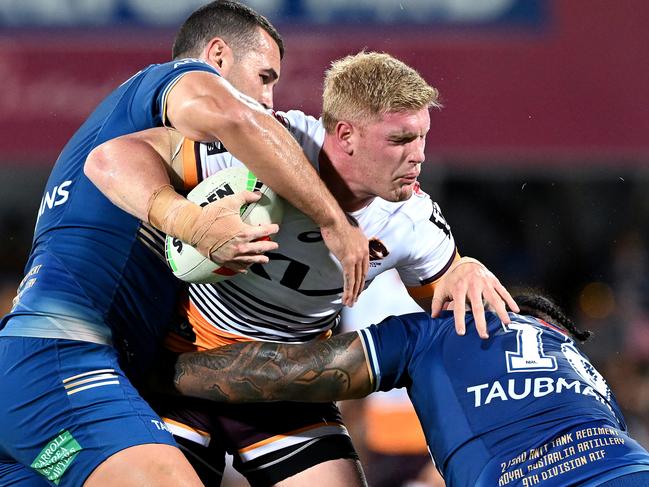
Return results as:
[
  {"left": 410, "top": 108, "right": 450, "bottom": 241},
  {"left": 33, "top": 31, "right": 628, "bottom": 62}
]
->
[{"left": 1, "top": 0, "right": 648, "bottom": 165}]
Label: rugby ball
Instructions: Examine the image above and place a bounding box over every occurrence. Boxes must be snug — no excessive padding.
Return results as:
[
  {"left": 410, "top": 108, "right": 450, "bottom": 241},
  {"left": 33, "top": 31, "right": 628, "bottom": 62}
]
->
[{"left": 165, "top": 167, "right": 283, "bottom": 284}]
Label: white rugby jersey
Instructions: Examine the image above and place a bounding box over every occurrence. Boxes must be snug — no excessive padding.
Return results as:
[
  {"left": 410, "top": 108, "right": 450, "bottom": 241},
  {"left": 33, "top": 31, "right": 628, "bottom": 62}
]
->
[{"left": 174, "top": 110, "right": 457, "bottom": 346}]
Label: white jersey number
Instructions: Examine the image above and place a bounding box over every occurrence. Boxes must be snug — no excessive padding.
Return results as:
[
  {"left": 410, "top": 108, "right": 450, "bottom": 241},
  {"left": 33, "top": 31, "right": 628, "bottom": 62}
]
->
[
  {"left": 505, "top": 321, "right": 558, "bottom": 372},
  {"left": 503, "top": 321, "right": 612, "bottom": 401}
]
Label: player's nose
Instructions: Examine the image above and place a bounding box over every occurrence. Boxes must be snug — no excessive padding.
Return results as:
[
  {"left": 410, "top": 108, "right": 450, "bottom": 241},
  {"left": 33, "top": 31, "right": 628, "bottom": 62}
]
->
[
  {"left": 261, "top": 87, "right": 274, "bottom": 110},
  {"left": 411, "top": 138, "right": 426, "bottom": 164}
]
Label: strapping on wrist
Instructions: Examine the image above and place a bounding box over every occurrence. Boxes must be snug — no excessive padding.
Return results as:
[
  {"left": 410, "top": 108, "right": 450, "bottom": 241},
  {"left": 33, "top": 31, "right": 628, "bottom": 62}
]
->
[
  {"left": 147, "top": 185, "right": 246, "bottom": 260},
  {"left": 189, "top": 203, "right": 241, "bottom": 253},
  {"left": 147, "top": 184, "right": 201, "bottom": 243}
]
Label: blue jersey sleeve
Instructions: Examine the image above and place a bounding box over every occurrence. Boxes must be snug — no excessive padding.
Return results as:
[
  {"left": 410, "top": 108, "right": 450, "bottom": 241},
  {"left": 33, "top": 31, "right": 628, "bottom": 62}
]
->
[
  {"left": 107, "top": 58, "right": 219, "bottom": 138},
  {"left": 2, "top": 58, "right": 221, "bottom": 376},
  {"left": 358, "top": 312, "right": 432, "bottom": 392}
]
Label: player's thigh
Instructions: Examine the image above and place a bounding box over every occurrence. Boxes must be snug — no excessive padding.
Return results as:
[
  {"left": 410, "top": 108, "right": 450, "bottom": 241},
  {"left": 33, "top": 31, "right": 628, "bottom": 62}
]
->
[
  {"left": 220, "top": 401, "right": 363, "bottom": 486},
  {"left": 364, "top": 452, "right": 433, "bottom": 487},
  {"left": 147, "top": 393, "right": 227, "bottom": 486},
  {"left": 84, "top": 444, "right": 202, "bottom": 487},
  {"left": 173, "top": 435, "right": 226, "bottom": 486},
  {"left": 156, "top": 396, "right": 364, "bottom": 486},
  {"left": 0, "top": 336, "right": 194, "bottom": 487},
  {"left": 276, "top": 458, "right": 366, "bottom": 487}
]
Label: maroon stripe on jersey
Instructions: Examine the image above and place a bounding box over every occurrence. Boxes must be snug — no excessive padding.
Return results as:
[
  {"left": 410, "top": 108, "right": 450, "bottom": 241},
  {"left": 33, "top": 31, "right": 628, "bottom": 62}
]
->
[{"left": 419, "top": 246, "right": 458, "bottom": 286}]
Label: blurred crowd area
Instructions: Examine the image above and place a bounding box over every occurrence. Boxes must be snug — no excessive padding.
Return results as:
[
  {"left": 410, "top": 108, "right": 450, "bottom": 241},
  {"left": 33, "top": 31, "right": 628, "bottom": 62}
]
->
[{"left": 1, "top": 0, "right": 648, "bottom": 485}]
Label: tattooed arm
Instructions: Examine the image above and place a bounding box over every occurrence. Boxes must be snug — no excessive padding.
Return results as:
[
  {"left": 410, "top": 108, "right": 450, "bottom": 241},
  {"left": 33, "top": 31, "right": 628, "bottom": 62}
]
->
[{"left": 174, "top": 332, "right": 373, "bottom": 403}]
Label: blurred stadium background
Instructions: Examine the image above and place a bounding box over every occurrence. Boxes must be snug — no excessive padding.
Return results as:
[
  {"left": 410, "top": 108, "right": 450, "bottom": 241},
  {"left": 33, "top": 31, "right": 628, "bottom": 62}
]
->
[{"left": 0, "top": 1, "right": 648, "bottom": 485}]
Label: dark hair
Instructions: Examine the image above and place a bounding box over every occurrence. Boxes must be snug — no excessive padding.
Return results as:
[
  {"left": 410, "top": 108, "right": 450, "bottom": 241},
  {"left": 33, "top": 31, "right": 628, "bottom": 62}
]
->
[
  {"left": 172, "top": 1, "right": 284, "bottom": 60},
  {"left": 513, "top": 291, "right": 592, "bottom": 342}
]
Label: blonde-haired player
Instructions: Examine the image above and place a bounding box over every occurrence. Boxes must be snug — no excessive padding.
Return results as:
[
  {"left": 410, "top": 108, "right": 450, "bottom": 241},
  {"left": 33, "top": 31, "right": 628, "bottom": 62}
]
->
[{"left": 89, "top": 51, "right": 517, "bottom": 486}]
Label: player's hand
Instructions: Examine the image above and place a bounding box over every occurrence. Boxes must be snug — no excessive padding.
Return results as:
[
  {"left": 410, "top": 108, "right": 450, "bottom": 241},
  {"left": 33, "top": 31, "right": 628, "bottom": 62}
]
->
[
  {"left": 211, "top": 222, "right": 279, "bottom": 272},
  {"left": 431, "top": 257, "right": 519, "bottom": 339},
  {"left": 320, "top": 219, "right": 369, "bottom": 307},
  {"left": 195, "top": 191, "right": 279, "bottom": 272}
]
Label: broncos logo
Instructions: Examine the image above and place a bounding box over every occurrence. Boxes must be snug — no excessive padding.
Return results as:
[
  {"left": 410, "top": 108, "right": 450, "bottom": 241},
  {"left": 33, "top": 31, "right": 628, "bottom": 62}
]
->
[{"left": 369, "top": 238, "right": 389, "bottom": 261}]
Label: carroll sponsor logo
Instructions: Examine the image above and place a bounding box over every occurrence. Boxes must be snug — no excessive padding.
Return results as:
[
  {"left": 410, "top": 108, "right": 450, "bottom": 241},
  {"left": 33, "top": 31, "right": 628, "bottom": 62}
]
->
[
  {"left": 37, "top": 180, "right": 72, "bottom": 220},
  {"left": 466, "top": 376, "right": 606, "bottom": 408},
  {"left": 31, "top": 430, "right": 81, "bottom": 485}
]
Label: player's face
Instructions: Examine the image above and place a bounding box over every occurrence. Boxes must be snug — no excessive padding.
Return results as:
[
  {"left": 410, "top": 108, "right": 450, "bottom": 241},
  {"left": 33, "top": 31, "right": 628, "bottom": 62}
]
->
[
  {"left": 226, "top": 28, "right": 281, "bottom": 109},
  {"left": 353, "top": 108, "right": 429, "bottom": 202}
]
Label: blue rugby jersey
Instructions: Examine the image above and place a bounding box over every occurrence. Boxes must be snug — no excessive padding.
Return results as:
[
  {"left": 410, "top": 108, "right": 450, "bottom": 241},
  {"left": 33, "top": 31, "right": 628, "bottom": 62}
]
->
[
  {"left": 359, "top": 312, "right": 649, "bottom": 486},
  {"left": 0, "top": 59, "right": 218, "bottom": 375}
]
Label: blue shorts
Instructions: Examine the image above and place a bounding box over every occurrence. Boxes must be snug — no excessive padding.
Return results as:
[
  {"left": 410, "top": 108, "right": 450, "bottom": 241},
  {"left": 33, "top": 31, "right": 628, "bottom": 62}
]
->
[{"left": 0, "top": 337, "right": 176, "bottom": 486}]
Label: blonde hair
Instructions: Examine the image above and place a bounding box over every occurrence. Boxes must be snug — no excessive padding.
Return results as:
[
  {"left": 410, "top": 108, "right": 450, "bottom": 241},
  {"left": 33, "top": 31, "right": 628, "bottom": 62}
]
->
[{"left": 322, "top": 51, "right": 441, "bottom": 133}]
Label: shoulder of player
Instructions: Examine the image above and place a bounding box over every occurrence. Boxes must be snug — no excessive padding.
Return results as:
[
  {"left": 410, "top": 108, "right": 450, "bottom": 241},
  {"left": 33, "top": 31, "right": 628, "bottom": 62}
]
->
[
  {"left": 272, "top": 110, "right": 324, "bottom": 169},
  {"left": 366, "top": 312, "right": 444, "bottom": 354},
  {"left": 133, "top": 59, "right": 219, "bottom": 81},
  {"left": 120, "top": 60, "right": 221, "bottom": 107},
  {"left": 273, "top": 108, "right": 312, "bottom": 123},
  {"left": 273, "top": 110, "right": 322, "bottom": 134},
  {"left": 368, "top": 192, "right": 435, "bottom": 228},
  {"left": 513, "top": 312, "right": 573, "bottom": 340},
  {"left": 166, "top": 58, "right": 220, "bottom": 75}
]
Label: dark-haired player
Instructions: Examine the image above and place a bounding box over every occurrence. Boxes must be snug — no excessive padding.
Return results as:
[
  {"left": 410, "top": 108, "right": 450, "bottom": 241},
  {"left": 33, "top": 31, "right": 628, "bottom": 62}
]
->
[
  {"left": 0, "top": 2, "right": 368, "bottom": 486},
  {"left": 175, "top": 293, "right": 649, "bottom": 486}
]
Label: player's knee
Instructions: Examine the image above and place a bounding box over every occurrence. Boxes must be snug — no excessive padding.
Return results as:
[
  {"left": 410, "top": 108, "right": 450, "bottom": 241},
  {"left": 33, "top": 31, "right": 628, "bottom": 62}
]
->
[{"left": 84, "top": 444, "right": 202, "bottom": 487}]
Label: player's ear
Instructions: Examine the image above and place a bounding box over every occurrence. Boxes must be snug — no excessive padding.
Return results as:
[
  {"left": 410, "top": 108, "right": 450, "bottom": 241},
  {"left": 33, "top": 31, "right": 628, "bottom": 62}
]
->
[
  {"left": 334, "top": 121, "right": 356, "bottom": 155},
  {"left": 202, "top": 37, "right": 233, "bottom": 74}
]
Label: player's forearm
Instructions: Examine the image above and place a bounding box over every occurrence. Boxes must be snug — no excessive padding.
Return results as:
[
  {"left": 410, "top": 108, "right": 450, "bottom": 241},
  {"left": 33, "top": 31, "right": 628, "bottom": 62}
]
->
[
  {"left": 168, "top": 75, "right": 348, "bottom": 229},
  {"left": 226, "top": 110, "right": 348, "bottom": 228},
  {"left": 174, "top": 333, "right": 372, "bottom": 403}
]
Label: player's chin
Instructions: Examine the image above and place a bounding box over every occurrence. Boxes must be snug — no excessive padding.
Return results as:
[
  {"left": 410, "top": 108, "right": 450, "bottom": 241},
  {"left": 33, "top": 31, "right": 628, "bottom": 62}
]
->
[
  {"left": 382, "top": 182, "right": 415, "bottom": 202},
  {"left": 393, "top": 184, "right": 415, "bottom": 201}
]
